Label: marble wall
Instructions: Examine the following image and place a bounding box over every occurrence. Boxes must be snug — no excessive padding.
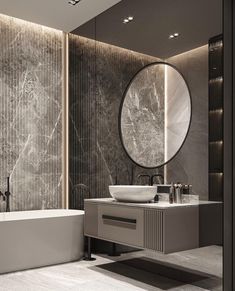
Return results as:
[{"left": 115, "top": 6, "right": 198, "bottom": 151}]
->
[
  {"left": 69, "top": 35, "right": 164, "bottom": 207},
  {"left": 69, "top": 34, "right": 208, "bottom": 204},
  {"left": 0, "top": 14, "right": 63, "bottom": 211},
  {"left": 166, "top": 46, "right": 209, "bottom": 200}
]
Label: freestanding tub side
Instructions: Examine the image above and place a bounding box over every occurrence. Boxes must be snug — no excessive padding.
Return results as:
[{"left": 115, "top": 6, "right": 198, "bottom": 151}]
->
[{"left": 0, "top": 209, "right": 84, "bottom": 274}]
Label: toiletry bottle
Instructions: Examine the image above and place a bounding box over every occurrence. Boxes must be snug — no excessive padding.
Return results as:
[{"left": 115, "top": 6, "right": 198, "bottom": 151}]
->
[
  {"left": 175, "top": 184, "right": 182, "bottom": 204},
  {"left": 183, "top": 184, "right": 191, "bottom": 194},
  {"left": 189, "top": 184, "right": 193, "bottom": 194},
  {"left": 169, "top": 182, "right": 174, "bottom": 204},
  {"left": 154, "top": 194, "right": 159, "bottom": 203},
  {"left": 173, "top": 183, "right": 177, "bottom": 203}
]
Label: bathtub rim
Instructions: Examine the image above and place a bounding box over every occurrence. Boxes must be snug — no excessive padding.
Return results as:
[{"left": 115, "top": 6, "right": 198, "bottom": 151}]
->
[{"left": 0, "top": 209, "right": 84, "bottom": 222}]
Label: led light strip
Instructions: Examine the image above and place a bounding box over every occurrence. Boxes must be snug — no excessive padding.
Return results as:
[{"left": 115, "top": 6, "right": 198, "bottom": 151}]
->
[
  {"left": 164, "top": 65, "right": 168, "bottom": 184},
  {"left": 62, "top": 32, "right": 69, "bottom": 209}
]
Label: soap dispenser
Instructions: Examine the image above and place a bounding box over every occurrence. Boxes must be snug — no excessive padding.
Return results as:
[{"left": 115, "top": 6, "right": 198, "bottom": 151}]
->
[
  {"left": 175, "top": 183, "right": 182, "bottom": 204},
  {"left": 169, "top": 182, "right": 174, "bottom": 204}
]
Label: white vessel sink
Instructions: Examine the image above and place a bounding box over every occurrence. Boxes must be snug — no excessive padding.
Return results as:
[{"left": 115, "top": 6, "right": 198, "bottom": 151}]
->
[{"left": 109, "top": 185, "right": 157, "bottom": 202}]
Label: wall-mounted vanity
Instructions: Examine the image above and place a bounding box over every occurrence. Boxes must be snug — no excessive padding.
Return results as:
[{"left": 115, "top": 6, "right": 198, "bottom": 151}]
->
[
  {"left": 84, "top": 198, "right": 221, "bottom": 255},
  {"left": 83, "top": 60, "right": 222, "bottom": 258}
]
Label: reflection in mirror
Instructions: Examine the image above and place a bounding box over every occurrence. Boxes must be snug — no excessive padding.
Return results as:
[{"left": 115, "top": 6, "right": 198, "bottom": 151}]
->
[{"left": 120, "top": 63, "right": 191, "bottom": 168}]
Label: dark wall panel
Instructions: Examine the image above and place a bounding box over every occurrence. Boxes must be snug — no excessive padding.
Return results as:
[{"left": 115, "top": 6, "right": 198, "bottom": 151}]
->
[{"left": 69, "top": 35, "right": 163, "bottom": 207}]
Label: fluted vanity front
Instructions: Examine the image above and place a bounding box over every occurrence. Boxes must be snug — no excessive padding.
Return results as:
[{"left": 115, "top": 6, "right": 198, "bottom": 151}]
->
[{"left": 85, "top": 199, "right": 201, "bottom": 254}]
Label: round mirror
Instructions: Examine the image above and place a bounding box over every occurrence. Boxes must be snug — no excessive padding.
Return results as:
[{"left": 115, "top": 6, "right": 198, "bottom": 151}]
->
[{"left": 120, "top": 62, "right": 192, "bottom": 168}]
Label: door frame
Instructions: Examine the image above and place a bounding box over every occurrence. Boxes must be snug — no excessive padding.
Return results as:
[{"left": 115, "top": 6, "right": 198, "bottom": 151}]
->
[{"left": 223, "top": 0, "right": 234, "bottom": 289}]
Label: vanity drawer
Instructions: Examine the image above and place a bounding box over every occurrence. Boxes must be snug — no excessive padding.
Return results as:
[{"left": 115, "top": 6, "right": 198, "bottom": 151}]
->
[{"left": 98, "top": 205, "right": 144, "bottom": 247}]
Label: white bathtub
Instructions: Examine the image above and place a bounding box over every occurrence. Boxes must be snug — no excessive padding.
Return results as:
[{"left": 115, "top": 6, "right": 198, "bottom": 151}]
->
[{"left": 0, "top": 209, "right": 84, "bottom": 274}]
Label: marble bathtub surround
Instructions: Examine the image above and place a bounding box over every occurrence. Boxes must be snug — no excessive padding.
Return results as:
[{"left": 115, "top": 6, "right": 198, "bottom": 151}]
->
[
  {"left": 0, "top": 14, "right": 63, "bottom": 211},
  {"left": 120, "top": 63, "right": 191, "bottom": 168}
]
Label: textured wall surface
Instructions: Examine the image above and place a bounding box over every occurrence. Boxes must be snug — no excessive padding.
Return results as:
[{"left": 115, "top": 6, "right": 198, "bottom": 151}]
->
[
  {"left": 166, "top": 46, "right": 209, "bottom": 200},
  {"left": 69, "top": 35, "right": 164, "bottom": 207},
  {"left": 0, "top": 15, "right": 63, "bottom": 211},
  {"left": 69, "top": 35, "right": 208, "bottom": 204}
]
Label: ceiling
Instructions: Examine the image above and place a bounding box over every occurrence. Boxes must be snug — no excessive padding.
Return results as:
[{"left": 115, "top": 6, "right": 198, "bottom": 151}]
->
[
  {"left": 0, "top": 0, "right": 121, "bottom": 32},
  {"left": 74, "top": 0, "right": 222, "bottom": 58}
]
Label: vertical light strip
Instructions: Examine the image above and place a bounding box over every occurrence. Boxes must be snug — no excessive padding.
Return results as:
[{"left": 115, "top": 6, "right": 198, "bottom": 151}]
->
[
  {"left": 164, "top": 65, "right": 168, "bottom": 183},
  {"left": 62, "top": 32, "right": 69, "bottom": 209}
]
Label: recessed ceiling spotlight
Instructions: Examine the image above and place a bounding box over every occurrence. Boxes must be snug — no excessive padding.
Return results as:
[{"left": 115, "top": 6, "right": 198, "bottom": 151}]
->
[
  {"left": 123, "top": 16, "right": 134, "bottom": 24},
  {"left": 68, "top": 0, "right": 81, "bottom": 6},
  {"left": 169, "top": 32, "right": 180, "bottom": 39}
]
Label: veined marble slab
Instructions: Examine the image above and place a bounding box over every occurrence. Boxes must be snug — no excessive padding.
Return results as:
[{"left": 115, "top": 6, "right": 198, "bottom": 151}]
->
[{"left": 0, "top": 14, "right": 63, "bottom": 211}]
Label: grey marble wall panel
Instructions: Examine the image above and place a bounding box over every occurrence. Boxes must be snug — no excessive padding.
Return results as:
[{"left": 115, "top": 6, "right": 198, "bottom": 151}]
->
[
  {"left": 69, "top": 35, "right": 164, "bottom": 206},
  {"left": 0, "top": 14, "right": 63, "bottom": 211},
  {"left": 166, "top": 46, "right": 209, "bottom": 200}
]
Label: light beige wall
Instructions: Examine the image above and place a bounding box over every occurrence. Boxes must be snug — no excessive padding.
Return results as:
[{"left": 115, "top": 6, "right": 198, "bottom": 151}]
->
[{"left": 166, "top": 45, "right": 209, "bottom": 200}]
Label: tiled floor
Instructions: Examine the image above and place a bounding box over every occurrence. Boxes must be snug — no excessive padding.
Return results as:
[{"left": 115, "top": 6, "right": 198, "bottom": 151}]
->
[{"left": 0, "top": 246, "right": 222, "bottom": 291}]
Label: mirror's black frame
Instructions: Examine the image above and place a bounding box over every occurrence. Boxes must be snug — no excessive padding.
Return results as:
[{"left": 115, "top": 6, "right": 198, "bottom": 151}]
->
[{"left": 118, "top": 61, "right": 193, "bottom": 169}]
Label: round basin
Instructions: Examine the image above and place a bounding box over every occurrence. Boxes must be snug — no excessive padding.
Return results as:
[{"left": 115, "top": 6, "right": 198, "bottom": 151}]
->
[{"left": 109, "top": 185, "right": 157, "bottom": 203}]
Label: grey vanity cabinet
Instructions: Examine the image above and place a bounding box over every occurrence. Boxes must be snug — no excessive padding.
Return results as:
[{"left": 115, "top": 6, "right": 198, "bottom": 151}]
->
[
  {"left": 98, "top": 205, "right": 144, "bottom": 247},
  {"left": 84, "top": 200, "right": 199, "bottom": 254},
  {"left": 144, "top": 207, "right": 199, "bottom": 253},
  {"left": 84, "top": 203, "right": 144, "bottom": 247}
]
